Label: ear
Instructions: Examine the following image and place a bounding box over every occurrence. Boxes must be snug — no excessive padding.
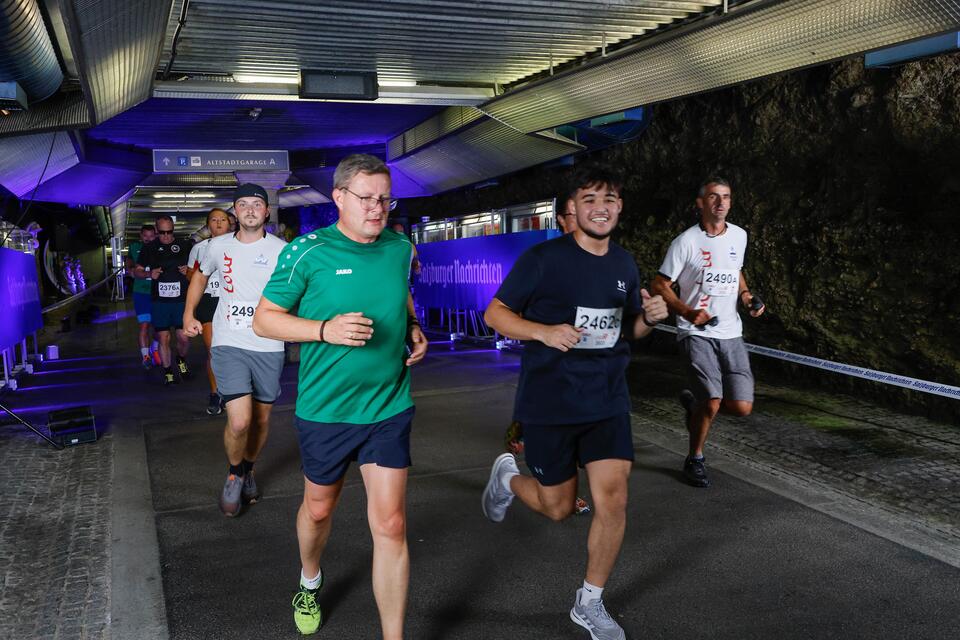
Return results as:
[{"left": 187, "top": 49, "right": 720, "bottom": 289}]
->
[
  {"left": 332, "top": 188, "right": 344, "bottom": 209},
  {"left": 565, "top": 198, "right": 576, "bottom": 216}
]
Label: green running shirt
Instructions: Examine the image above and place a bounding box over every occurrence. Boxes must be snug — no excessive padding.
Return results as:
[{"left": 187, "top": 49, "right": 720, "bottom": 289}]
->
[{"left": 262, "top": 225, "right": 414, "bottom": 424}]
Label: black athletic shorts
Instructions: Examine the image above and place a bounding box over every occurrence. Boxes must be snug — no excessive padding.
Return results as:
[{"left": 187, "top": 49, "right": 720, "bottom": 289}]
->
[
  {"left": 522, "top": 413, "right": 634, "bottom": 486},
  {"left": 195, "top": 294, "right": 219, "bottom": 324}
]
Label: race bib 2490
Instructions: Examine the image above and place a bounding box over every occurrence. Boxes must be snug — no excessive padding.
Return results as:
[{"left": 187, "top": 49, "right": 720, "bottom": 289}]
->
[
  {"left": 227, "top": 301, "right": 256, "bottom": 330},
  {"left": 702, "top": 269, "right": 738, "bottom": 297}
]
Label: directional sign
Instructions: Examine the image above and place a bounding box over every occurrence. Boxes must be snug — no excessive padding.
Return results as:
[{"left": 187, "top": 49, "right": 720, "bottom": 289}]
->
[{"left": 152, "top": 149, "right": 290, "bottom": 173}]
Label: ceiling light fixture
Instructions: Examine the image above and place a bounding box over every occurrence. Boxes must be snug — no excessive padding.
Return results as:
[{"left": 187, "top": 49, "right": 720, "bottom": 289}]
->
[
  {"left": 152, "top": 192, "right": 217, "bottom": 199},
  {"left": 233, "top": 74, "right": 299, "bottom": 85}
]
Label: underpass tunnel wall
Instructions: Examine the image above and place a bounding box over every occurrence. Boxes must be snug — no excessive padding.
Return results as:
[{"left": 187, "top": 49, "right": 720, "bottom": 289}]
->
[{"left": 406, "top": 55, "right": 960, "bottom": 421}]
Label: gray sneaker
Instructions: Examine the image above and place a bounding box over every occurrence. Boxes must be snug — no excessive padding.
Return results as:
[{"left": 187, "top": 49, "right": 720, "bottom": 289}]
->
[
  {"left": 242, "top": 470, "right": 261, "bottom": 504},
  {"left": 481, "top": 453, "right": 518, "bottom": 522},
  {"left": 570, "top": 589, "right": 626, "bottom": 640},
  {"left": 219, "top": 473, "right": 243, "bottom": 517}
]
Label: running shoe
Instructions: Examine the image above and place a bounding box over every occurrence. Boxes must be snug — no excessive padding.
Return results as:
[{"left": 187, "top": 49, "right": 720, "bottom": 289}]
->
[
  {"left": 292, "top": 584, "right": 322, "bottom": 635},
  {"left": 177, "top": 358, "right": 191, "bottom": 379},
  {"left": 163, "top": 370, "right": 177, "bottom": 386},
  {"left": 570, "top": 589, "right": 626, "bottom": 640},
  {"left": 206, "top": 393, "right": 222, "bottom": 416},
  {"left": 141, "top": 354, "right": 153, "bottom": 370},
  {"left": 482, "top": 453, "right": 518, "bottom": 522},
  {"left": 219, "top": 473, "right": 243, "bottom": 516},
  {"left": 503, "top": 420, "right": 524, "bottom": 455},
  {"left": 151, "top": 348, "right": 162, "bottom": 366},
  {"left": 682, "top": 456, "right": 711, "bottom": 488},
  {"left": 679, "top": 389, "right": 696, "bottom": 428},
  {"left": 574, "top": 497, "right": 591, "bottom": 515},
  {"left": 242, "top": 470, "right": 261, "bottom": 504}
]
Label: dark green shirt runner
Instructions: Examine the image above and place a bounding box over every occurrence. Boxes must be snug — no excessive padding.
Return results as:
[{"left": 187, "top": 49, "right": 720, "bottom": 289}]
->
[
  {"left": 263, "top": 225, "right": 414, "bottom": 424},
  {"left": 128, "top": 242, "right": 152, "bottom": 295}
]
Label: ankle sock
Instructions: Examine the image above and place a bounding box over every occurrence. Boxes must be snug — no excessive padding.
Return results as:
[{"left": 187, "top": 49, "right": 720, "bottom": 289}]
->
[
  {"left": 301, "top": 568, "right": 322, "bottom": 590},
  {"left": 502, "top": 471, "right": 518, "bottom": 494},
  {"left": 140, "top": 347, "right": 149, "bottom": 357},
  {"left": 580, "top": 580, "right": 603, "bottom": 605},
  {"left": 242, "top": 459, "right": 255, "bottom": 475},
  {"left": 229, "top": 463, "right": 244, "bottom": 477}
]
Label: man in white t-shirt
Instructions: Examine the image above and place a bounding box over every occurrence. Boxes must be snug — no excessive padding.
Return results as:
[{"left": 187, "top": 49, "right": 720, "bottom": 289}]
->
[
  {"left": 183, "top": 183, "right": 288, "bottom": 516},
  {"left": 652, "top": 178, "right": 765, "bottom": 488}
]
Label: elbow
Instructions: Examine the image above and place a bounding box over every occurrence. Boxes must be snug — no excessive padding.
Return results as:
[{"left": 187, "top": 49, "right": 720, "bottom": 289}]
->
[{"left": 252, "top": 315, "right": 267, "bottom": 338}]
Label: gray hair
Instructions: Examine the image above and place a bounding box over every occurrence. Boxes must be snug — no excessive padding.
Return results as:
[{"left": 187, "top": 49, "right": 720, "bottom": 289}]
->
[
  {"left": 698, "top": 176, "right": 731, "bottom": 197},
  {"left": 333, "top": 154, "right": 390, "bottom": 190}
]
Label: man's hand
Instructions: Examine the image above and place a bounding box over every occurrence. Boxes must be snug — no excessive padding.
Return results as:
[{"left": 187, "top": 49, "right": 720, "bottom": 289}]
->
[
  {"left": 324, "top": 312, "right": 374, "bottom": 346},
  {"left": 742, "top": 291, "right": 765, "bottom": 317},
  {"left": 178, "top": 265, "right": 189, "bottom": 276},
  {"left": 536, "top": 324, "right": 583, "bottom": 352},
  {"left": 405, "top": 325, "right": 428, "bottom": 366},
  {"left": 151, "top": 268, "right": 163, "bottom": 280},
  {"left": 183, "top": 316, "right": 203, "bottom": 337},
  {"left": 640, "top": 289, "right": 668, "bottom": 324},
  {"left": 682, "top": 308, "right": 712, "bottom": 326}
]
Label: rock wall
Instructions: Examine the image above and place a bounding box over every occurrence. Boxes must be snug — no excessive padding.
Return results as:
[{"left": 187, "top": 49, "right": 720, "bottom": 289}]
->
[{"left": 405, "top": 54, "right": 960, "bottom": 418}]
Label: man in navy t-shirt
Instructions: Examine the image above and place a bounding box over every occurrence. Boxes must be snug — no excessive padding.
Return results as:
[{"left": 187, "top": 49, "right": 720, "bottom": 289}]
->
[{"left": 482, "top": 164, "right": 668, "bottom": 640}]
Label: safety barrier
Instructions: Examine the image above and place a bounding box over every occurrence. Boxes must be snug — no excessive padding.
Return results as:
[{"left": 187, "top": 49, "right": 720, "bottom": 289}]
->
[{"left": 653, "top": 324, "right": 960, "bottom": 401}]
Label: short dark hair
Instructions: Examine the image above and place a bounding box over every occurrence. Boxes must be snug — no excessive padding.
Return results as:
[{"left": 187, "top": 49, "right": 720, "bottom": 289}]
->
[
  {"left": 566, "top": 164, "right": 624, "bottom": 202},
  {"left": 698, "top": 176, "right": 731, "bottom": 197},
  {"left": 333, "top": 154, "right": 390, "bottom": 190},
  {"left": 154, "top": 215, "right": 174, "bottom": 226},
  {"left": 140, "top": 224, "right": 155, "bottom": 233}
]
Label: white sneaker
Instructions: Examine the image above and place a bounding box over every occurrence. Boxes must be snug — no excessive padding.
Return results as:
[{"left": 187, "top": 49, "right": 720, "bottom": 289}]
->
[
  {"left": 570, "top": 588, "right": 626, "bottom": 640},
  {"left": 481, "top": 453, "right": 518, "bottom": 522}
]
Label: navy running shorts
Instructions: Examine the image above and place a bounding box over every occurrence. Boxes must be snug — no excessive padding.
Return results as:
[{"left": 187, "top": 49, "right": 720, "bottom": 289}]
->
[
  {"left": 133, "top": 292, "right": 152, "bottom": 323},
  {"left": 152, "top": 300, "right": 185, "bottom": 331},
  {"left": 295, "top": 406, "right": 415, "bottom": 485},
  {"left": 522, "top": 413, "right": 634, "bottom": 486}
]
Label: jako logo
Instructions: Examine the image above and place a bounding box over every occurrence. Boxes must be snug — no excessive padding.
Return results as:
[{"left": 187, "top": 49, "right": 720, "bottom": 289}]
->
[
  {"left": 336, "top": 268, "right": 353, "bottom": 275},
  {"left": 222, "top": 253, "right": 234, "bottom": 293}
]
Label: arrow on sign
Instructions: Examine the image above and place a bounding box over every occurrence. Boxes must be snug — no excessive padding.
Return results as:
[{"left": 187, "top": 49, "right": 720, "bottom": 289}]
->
[{"left": 163, "top": 157, "right": 170, "bottom": 166}]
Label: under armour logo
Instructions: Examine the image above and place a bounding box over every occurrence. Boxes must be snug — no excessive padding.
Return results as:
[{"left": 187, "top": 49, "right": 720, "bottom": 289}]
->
[{"left": 617, "top": 280, "right": 626, "bottom": 292}]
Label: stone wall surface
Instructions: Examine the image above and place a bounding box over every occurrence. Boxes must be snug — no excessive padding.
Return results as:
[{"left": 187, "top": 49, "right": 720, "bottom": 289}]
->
[{"left": 405, "top": 55, "right": 960, "bottom": 418}]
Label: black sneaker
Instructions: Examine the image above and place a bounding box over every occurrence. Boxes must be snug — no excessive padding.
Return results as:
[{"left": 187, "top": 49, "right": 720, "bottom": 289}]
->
[
  {"left": 177, "top": 358, "right": 191, "bottom": 379},
  {"left": 679, "top": 389, "right": 696, "bottom": 428},
  {"left": 683, "top": 456, "right": 711, "bottom": 488},
  {"left": 207, "top": 393, "right": 222, "bottom": 415},
  {"left": 163, "top": 369, "right": 177, "bottom": 386}
]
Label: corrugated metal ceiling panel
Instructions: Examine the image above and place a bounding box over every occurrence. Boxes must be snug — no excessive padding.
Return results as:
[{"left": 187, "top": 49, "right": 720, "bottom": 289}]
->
[
  {"left": 158, "top": 0, "right": 719, "bottom": 86},
  {"left": 483, "top": 0, "right": 960, "bottom": 133}
]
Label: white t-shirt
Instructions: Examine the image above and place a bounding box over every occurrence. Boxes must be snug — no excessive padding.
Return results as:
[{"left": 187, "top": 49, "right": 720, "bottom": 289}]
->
[
  {"left": 658, "top": 222, "right": 748, "bottom": 340},
  {"left": 187, "top": 239, "right": 221, "bottom": 297},
  {"left": 200, "top": 233, "right": 287, "bottom": 352}
]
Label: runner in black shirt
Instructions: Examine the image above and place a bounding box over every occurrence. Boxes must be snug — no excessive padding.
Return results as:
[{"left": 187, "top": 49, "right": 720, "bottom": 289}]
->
[
  {"left": 482, "top": 164, "right": 668, "bottom": 640},
  {"left": 134, "top": 215, "right": 193, "bottom": 385}
]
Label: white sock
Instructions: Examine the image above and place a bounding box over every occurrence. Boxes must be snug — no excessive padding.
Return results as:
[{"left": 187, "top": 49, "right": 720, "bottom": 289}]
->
[
  {"left": 580, "top": 580, "right": 603, "bottom": 605},
  {"left": 300, "top": 568, "right": 322, "bottom": 590},
  {"left": 502, "top": 471, "right": 518, "bottom": 494},
  {"left": 140, "top": 347, "right": 149, "bottom": 357},
  {"left": 151, "top": 340, "right": 159, "bottom": 351}
]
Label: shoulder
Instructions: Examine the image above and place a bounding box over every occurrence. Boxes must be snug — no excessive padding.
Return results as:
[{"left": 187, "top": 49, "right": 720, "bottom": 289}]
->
[
  {"left": 727, "top": 222, "right": 748, "bottom": 240},
  {"left": 277, "top": 230, "right": 330, "bottom": 267}
]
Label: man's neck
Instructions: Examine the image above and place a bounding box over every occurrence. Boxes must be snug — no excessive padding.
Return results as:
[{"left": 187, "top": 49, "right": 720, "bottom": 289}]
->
[
  {"left": 235, "top": 228, "right": 265, "bottom": 244},
  {"left": 572, "top": 229, "right": 610, "bottom": 256},
  {"left": 700, "top": 218, "right": 727, "bottom": 237},
  {"left": 336, "top": 221, "right": 378, "bottom": 244}
]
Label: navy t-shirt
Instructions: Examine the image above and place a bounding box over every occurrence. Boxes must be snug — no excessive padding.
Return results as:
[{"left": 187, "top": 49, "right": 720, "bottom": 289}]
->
[
  {"left": 494, "top": 233, "right": 642, "bottom": 425},
  {"left": 136, "top": 238, "right": 193, "bottom": 302}
]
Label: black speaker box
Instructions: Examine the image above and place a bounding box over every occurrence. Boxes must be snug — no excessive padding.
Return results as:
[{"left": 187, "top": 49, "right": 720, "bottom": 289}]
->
[{"left": 48, "top": 406, "right": 97, "bottom": 446}]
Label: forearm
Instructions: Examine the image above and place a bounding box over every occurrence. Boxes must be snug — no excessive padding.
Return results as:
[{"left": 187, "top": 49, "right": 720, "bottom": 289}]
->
[
  {"left": 406, "top": 292, "right": 417, "bottom": 320},
  {"left": 252, "top": 305, "right": 322, "bottom": 343},
  {"left": 630, "top": 314, "right": 656, "bottom": 340},
  {"left": 183, "top": 273, "right": 207, "bottom": 318},
  {"left": 652, "top": 276, "right": 691, "bottom": 316},
  {"left": 484, "top": 302, "right": 550, "bottom": 343}
]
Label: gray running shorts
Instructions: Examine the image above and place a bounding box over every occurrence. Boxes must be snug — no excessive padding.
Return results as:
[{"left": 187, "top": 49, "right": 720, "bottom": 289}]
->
[
  {"left": 211, "top": 345, "right": 284, "bottom": 403},
  {"left": 680, "top": 336, "right": 754, "bottom": 403}
]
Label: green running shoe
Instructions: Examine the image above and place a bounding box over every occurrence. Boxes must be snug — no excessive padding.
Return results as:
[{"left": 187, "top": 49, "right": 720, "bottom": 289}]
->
[{"left": 292, "top": 584, "right": 322, "bottom": 635}]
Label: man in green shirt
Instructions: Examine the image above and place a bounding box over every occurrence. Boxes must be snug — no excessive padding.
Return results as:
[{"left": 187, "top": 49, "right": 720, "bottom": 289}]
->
[
  {"left": 254, "top": 154, "right": 427, "bottom": 638},
  {"left": 126, "top": 224, "right": 158, "bottom": 368}
]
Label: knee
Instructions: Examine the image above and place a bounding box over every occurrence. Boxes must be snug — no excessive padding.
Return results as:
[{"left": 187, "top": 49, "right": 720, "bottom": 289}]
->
[
  {"left": 226, "top": 420, "right": 249, "bottom": 438},
  {"left": 703, "top": 399, "right": 721, "bottom": 419},
  {"left": 370, "top": 510, "right": 406, "bottom": 541},
  {"left": 726, "top": 401, "right": 752, "bottom": 417},
  {"left": 303, "top": 497, "right": 336, "bottom": 523},
  {"left": 543, "top": 502, "right": 574, "bottom": 523}
]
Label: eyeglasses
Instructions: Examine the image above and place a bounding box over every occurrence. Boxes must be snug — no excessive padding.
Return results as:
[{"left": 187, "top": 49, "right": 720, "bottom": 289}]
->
[
  {"left": 157, "top": 229, "right": 174, "bottom": 235},
  {"left": 343, "top": 188, "right": 398, "bottom": 212}
]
